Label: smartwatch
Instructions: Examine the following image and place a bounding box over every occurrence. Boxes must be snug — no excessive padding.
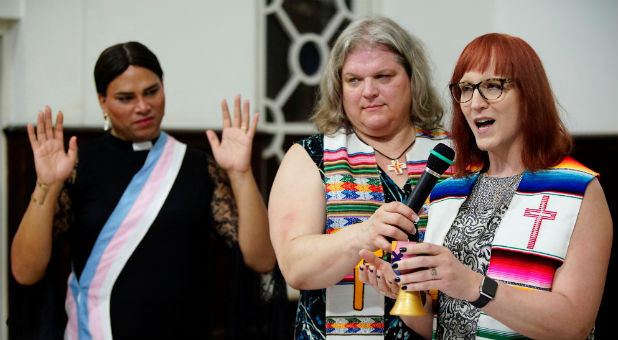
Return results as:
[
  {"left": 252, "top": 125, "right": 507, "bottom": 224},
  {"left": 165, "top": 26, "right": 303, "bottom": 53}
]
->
[{"left": 470, "top": 276, "right": 497, "bottom": 308}]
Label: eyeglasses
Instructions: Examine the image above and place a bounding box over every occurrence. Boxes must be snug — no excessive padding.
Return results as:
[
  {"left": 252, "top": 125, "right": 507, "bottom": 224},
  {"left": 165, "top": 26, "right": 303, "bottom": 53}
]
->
[{"left": 449, "top": 78, "right": 511, "bottom": 103}]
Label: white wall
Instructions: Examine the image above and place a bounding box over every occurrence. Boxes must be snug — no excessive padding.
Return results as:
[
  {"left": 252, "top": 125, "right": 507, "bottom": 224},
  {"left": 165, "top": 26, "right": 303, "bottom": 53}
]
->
[
  {"left": 383, "top": 0, "right": 618, "bottom": 135},
  {"left": 6, "top": 0, "right": 257, "bottom": 130},
  {"left": 495, "top": 0, "right": 618, "bottom": 134},
  {"left": 2, "top": 0, "right": 617, "bottom": 133},
  {"left": 0, "top": 0, "right": 21, "bottom": 19}
]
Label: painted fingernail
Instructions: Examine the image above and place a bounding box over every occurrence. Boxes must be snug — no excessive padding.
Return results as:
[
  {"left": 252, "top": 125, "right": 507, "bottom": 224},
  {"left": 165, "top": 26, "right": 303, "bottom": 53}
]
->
[
  {"left": 400, "top": 247, "right": 407, "bottom": 252},
  {"left": 388, "top": 281, "right": 393, "bottom": 284},
  {"left": 359, "top": 266, "right": 364, "bottom": 271},
  {"left": 402, "top": 285, "right": 408, "bottom": 291},
  {"left": 394, "top": 270, "right": 401, "bottom": 276},
  {"left": 369, "top": 268, "right": 374, "bottom": 273},
  {"left": 395, "top": 277, "right": 401, "bottom": 283},
  {"left": 377, "top": 274, "right": 381, "bottom": 279},
  {"left": 391, "top": 263, "right": 398, "bottom": 269}
]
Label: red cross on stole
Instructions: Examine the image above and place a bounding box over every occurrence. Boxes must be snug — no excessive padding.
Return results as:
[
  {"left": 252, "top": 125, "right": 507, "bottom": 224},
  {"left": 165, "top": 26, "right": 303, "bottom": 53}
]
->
[{"left": 523, "top": 195, "right": 557, "bottom": 249}]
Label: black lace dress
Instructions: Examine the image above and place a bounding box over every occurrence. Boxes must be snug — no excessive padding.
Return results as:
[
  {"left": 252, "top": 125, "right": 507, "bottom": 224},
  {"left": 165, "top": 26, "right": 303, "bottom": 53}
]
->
[{"left": 53, "top": 133, "right": 240, "bottom": 338}]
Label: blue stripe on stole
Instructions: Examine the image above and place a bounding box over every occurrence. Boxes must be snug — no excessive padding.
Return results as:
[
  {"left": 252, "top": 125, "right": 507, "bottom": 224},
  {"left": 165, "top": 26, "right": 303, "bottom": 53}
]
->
[
  {"left": 430, "top": 174, "right": 479, "bottom": 202},
  {"left": 324, "top": 146, "right": 346, "bottom": 153},
  {"left": 347, "top": 151, "right": 373, "bottom": 157},
  {"left": 518, "top": 168, "right": 593, "bottom": 196},
  {"left": 75, "top": 132, "right": 169, "bottom": 340},
  {"left": 407, "top": 159, "right": 430, "bottom": 166},
  {"left": 430, "top": 168, "right": 594, "bottom": 204},
  {"left": 325, "top": 217, "right": 364, "bottom": 229}
]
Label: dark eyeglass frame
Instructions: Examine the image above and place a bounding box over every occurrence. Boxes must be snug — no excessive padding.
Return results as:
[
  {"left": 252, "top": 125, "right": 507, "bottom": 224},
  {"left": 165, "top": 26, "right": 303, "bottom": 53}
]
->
[{"left": 449, "top": 78, "right": 512, "bottom": 103}]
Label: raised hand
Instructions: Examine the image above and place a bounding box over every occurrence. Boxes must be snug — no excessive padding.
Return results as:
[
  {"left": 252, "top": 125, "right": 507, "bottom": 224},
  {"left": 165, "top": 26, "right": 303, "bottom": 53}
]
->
[
  {"left": 27, "top": 106, "right": 78, "bottom": 186},
  {"left": 206, "top": 94, "right": 259, "bottom": 174}
]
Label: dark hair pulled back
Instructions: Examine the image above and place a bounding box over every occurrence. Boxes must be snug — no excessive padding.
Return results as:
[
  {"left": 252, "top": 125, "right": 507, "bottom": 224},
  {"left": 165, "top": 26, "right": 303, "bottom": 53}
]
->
[{"left": 94, "top": 41, "right": 163, "bottom": 96}]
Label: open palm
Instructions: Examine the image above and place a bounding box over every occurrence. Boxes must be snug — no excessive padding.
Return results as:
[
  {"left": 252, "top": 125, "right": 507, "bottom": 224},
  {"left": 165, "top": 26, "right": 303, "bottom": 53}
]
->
[
  {"left": 27, "top": 106, "right": 78, "bottom": 185},
  {"left": 206, "top": 95, "right": 258, "bottom": 173}
]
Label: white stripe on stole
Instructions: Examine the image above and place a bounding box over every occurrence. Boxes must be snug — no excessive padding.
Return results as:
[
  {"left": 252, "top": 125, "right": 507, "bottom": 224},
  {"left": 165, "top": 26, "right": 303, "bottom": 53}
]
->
[
  {"left": 425, "top": 197, "right": 466, "bottom": 246},
  {"left": 64, "top": 132, "right": 186, "bottom": 340},
  {"left": 325, "top": 131, "right": 385, "bottom": 339}
]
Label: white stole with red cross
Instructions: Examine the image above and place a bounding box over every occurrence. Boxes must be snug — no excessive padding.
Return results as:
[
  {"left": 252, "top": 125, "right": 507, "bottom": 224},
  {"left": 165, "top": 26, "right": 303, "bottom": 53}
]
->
[{"left": 424, "top": 158, "right": 597, "bottom": 339}]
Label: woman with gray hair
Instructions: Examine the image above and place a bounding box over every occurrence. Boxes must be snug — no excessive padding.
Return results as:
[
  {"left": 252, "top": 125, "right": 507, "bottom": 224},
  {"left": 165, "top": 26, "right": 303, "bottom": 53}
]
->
[{"left": 269, "top": 16, "right": 450, "bottom": 340}]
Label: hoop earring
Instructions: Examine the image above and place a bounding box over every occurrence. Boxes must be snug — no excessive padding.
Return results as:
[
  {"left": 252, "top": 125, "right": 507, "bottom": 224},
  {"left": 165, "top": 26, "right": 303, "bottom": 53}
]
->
[{"left": 103, "top": 113, "right": 110, "bottom": 131}]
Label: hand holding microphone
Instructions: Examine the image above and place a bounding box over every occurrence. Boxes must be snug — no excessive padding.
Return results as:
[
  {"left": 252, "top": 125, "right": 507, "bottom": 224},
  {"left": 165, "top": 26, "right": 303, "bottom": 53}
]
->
[
  {"left": 390, "top": 142, "right": 454, "bottom": 316},
  {"left": 406, "top": 142, "right": 455, "bottom": 216}
]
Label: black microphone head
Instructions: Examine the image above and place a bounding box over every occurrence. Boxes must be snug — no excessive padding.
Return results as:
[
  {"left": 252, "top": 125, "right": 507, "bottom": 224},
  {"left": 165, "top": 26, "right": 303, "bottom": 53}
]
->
[{"left": 427, "top": 143, "right": 455, "bottom": 174}]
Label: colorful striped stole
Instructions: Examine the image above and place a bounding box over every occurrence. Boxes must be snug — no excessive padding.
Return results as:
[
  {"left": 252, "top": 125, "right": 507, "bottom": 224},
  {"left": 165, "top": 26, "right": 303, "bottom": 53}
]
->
[
  {"left": 323, "top": 128, "right": 450, "bottom": 339},
  {"left": 64, "top": 132, "right": 186, "bottom": 340},
  {"left": 426, "top": 157, "right": 597, "bottom": 339}
]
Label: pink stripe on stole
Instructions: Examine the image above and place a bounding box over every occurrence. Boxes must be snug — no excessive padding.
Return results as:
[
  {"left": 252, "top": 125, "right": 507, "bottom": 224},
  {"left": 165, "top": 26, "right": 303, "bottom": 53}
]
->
[
  {"left": 406, "top": 163, "right": 427, "bottom": 171},
  {"left": 87, "top": 138, "right": 177, "bottom": 339},
  {"left": 324, "top": 149, "right": 376, "bottom": 164},
  {"left": 487, "top": 249, "right": 557, "bottom": 289},
  {"left": 347, "top": 154, "right": 376, "bottom": 165},
  {"left": 323, "top": 149, "right": 347, "bottom": 161}
]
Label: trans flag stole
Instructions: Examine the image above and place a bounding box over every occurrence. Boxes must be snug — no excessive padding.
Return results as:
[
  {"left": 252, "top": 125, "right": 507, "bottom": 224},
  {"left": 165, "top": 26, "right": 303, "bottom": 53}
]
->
[
  {"left": 323, "top": 128, "right": 451, "bottom": 339},
  {"left": 425, "top": 157, "right": 597, "bottom": 339},
  {"left": 64, "top": 132, "right": 186, "bottom": 340}
]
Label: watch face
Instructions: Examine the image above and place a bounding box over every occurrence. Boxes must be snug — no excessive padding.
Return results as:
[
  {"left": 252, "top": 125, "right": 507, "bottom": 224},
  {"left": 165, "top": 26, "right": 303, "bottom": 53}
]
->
[{"left": 482, "top": 277, "right": 498, "bottom": 298}]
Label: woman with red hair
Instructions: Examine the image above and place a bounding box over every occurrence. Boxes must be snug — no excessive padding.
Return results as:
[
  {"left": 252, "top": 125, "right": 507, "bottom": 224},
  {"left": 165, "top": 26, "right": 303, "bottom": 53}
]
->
[{"left": 360, "top": 33, "right": 612, "bottom": 339}]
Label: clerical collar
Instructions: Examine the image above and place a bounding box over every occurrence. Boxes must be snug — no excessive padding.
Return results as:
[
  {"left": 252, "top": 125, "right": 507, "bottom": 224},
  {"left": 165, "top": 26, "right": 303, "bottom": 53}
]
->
[{"left": 132, "top": 141, "right": 153, "bottom": 151}]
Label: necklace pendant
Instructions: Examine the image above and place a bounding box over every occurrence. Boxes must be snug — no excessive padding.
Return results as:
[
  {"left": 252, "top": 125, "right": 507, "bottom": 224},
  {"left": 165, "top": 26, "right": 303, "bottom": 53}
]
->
[{"left": 387, "top": 159, "right": 405, "bottom": 174}]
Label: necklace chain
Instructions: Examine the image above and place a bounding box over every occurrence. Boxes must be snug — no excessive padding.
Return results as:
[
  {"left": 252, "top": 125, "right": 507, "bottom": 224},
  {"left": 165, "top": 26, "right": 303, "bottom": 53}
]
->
[{"left": 356, "top": 134, "right": 416, "bottom": 161}]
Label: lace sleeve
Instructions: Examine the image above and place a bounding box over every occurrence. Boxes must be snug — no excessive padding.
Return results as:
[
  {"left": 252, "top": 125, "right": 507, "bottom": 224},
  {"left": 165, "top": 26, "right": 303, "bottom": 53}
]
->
[
  {"left": 298, "top": 134, "right": 325, "bottom": 180},
  {"left": 206, "top": 154, "right": 238, "bottom": 249},
  {"left": 52, "top": 165, "right": 75, "bottom": 243}
]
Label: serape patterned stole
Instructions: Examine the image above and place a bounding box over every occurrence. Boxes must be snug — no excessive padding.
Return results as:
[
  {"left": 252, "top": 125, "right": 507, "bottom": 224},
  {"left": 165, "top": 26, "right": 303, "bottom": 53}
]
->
[
  {"left": 323, "top": 128, "right": 450, "bottom": 339},
  {"left": 64, "top": 132, "right": 187, "bottom": 340},
  {"left": 425, "top": 157, "right": 597, "bottom": 339}
]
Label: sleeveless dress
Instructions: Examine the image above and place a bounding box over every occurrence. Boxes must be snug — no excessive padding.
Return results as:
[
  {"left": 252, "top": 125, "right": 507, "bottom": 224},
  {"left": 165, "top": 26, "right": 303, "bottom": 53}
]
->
[{"left": 294, "top": 133, "right": 425, "bottom": 340}]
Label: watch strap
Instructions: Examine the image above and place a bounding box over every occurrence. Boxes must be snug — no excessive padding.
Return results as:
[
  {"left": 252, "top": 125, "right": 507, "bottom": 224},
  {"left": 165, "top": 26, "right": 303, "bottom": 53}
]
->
[{"left": 470, "top": 276, "right": 497, "bottom": 308}]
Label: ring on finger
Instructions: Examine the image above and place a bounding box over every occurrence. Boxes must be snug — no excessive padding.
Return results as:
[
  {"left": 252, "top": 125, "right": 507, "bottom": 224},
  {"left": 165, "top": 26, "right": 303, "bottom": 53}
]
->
[
  {"left": 430, "top": 267, "right": 437, "bottom": 279},
  {"left": 240, "top": 125, "right": 248, "bottom": 131}
]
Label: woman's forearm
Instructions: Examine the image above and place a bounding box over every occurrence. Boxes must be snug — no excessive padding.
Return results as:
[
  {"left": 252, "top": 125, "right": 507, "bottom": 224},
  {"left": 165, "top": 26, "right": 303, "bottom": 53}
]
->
[
  {"left": 228, "top": 168, "right": 276, "bottom": 273},
  {"left": 11, "top": 182, "right": 61, "bottom": 285}
]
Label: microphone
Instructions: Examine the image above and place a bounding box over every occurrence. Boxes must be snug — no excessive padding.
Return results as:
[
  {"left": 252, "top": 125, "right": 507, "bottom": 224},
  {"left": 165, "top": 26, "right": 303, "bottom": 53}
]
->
[
  {"left": 406, "top": 142, "right": 455, "bottom": 214},
  {"left": 390, "top": 143, "right": 454, "bottom": 317}
]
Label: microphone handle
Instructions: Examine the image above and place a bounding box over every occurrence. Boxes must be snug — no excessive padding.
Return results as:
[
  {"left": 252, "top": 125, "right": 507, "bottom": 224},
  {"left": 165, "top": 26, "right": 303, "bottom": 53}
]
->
[
  {"left": 406, "top": 170, "right": 440, "bottom": 214},
  {"left": 387, "top": 169, "right": 440, "bottom": 243}
]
